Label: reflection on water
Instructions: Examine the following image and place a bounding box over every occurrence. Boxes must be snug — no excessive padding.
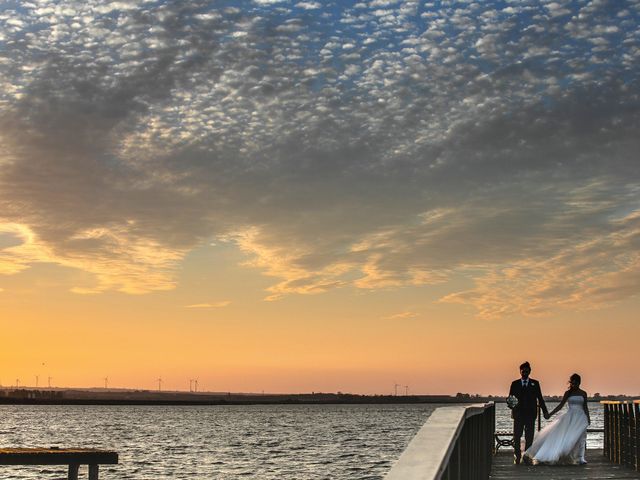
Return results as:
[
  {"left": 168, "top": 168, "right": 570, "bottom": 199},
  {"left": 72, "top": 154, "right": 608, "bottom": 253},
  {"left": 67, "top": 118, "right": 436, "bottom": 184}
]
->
[{"left": 0, "top": 402, "right": 603, "bottom": 479}]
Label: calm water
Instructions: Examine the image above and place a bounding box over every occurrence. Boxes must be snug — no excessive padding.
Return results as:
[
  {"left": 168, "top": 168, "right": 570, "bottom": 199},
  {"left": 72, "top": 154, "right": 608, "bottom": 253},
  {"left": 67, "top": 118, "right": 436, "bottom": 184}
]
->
[{"left": 0, "top": 402, "right": 603, "bottom": 479}]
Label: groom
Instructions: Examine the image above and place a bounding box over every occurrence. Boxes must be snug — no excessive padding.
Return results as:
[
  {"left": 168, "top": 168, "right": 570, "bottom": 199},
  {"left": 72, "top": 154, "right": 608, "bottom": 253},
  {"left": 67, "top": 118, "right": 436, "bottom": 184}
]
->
[{"left": 508, "top": 361, "right": 549, "bottom": 464}]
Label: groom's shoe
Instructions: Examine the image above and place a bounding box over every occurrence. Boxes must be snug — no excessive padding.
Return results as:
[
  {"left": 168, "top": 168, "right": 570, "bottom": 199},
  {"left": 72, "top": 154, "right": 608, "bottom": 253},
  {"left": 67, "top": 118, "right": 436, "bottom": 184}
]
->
[
  {"left": 522, "top": 455, "right": 533, "bottom": 466},
  {"left": 513, "top": 454, "right": 521, "bottom": 465}
]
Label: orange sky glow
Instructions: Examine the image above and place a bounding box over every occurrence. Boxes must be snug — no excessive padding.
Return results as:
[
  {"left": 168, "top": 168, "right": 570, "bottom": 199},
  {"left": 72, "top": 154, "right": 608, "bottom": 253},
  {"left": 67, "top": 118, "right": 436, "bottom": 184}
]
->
[
  {"left": 1, "top": 0, "right": 639, "bottom": 398},
  {"left": 1, "top": 250, "right": 637, "bottom": 396}
]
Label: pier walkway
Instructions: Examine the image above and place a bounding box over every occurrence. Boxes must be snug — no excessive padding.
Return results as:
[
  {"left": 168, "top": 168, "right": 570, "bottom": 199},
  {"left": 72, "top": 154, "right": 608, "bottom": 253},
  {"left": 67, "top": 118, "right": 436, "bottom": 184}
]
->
[
  {"left": 490, "top": 450, "right": 640, "bottom": 479},
  {"left": 385, "top": 400, "right": 639, "bottom": 480}
]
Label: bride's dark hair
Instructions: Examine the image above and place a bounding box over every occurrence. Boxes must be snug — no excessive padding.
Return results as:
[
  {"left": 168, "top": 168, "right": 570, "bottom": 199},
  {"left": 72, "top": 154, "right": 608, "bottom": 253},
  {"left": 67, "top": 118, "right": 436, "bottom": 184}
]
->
[{"left": 569, "top": 373, "right": 581, "bottom": 386}]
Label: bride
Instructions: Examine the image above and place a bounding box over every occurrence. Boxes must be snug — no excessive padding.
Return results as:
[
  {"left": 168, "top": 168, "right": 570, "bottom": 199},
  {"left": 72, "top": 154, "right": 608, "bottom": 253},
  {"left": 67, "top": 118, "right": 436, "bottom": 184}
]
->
[{"left": 523, "top": 373, "right": 590, "bottom": 465}]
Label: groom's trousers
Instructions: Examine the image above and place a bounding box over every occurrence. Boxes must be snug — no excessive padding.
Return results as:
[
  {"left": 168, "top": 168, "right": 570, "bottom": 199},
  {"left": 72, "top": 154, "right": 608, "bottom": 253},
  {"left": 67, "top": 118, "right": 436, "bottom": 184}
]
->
[{"left": 513, "top": 415, "right": 536, "bottom": 457}]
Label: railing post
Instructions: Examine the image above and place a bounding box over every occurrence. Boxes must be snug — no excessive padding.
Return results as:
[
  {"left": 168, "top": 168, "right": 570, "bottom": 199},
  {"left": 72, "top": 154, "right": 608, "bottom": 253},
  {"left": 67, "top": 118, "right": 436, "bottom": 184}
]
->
[
  {"left": 474, "top": 410, "right": 488, "bottom": 480},
  {"left": 625, "top": 403, "right": 632, "bottom": 467},
  {"left": 633, "top": 400, "right": 640, "bottom": 472},
  {"left": 449, "top": 441, "right": 460, "bottom": 480},
  {"left": 622, "top": 403, "right": 627, "bottom": 467},
  {"left": 470, "top": 415, "right": 476, "bottom": 480},
  {"left": 68, "top": 464, "right": 79, "bottom": 480},
  {"left": 89, "top": 464, "right": 99, "bottom": 480},
  {"left": 608, "top": 402, "right": 614, "bottom": 462},
  {"left": 625, "top": 402, "right": 632, "bottom": 467},
  {"left": 459, "top": 417, "right": 468, "bottom": 480},
  {"left": 489, "top": 403, "right": 495, "bottom": 477},
  {"left": 609, "top": 402, "right": 614, "bottom": 461},
  {"left": 603, "top": 403, "right": 610, "bottom": 460},
  {"left": 627, "top": 402, "right": 636, "bottom": 469},
  {"left": 615, "top": 403, "right": 621, "bottom": 464}
]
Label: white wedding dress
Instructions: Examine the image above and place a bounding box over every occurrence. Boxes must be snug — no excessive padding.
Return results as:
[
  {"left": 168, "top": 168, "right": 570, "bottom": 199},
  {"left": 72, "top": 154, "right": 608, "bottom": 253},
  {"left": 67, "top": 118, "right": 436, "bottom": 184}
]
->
[{"left": 524, "top": 395, "right": 589, "bottom": 465}]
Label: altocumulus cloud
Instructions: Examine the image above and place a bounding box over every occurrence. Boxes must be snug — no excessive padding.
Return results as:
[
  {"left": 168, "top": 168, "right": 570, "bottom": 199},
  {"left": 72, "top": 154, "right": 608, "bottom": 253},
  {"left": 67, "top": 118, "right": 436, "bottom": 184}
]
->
[
  {"left": 0, "top": 0, "right": 639, "bottom": 317},
  {"left": 185, "top": 301, "right": 232, "bottom": 309}
]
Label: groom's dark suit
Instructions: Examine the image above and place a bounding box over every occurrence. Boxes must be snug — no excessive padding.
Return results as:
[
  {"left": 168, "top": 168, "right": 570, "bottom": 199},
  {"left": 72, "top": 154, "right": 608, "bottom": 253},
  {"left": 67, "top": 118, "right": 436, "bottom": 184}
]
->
[{"left": 509, "top": 378, "right": 548, "bottom": 459}]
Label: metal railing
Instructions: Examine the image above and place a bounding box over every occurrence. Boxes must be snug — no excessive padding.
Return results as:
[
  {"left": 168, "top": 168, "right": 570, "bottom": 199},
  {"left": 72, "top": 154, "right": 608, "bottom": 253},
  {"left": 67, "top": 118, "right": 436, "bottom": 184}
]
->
[
  {"left": 602, "top": 400, "right": 639, "bottom": 472},
  {"left": 385, "top": 403, "right": 495, "bottom": 480}
]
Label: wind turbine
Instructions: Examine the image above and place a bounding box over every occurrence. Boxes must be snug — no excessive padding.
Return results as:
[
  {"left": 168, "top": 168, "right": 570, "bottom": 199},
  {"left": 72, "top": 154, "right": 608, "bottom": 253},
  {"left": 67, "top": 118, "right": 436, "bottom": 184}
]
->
[
  {"left": 394, "top": 383, "right": 401, "bottom": 396},
  {"left": 157, "top": 377, "right": 162, "bottom": 392},
  {"left": 404, "top": 385, "right": 409, "bottom": 396}
]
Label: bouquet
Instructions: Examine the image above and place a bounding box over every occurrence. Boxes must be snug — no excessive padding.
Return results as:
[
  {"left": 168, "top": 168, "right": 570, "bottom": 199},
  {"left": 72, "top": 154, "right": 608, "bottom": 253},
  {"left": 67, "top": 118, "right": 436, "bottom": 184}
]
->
[{"left": 506, "top": 395, "right": 519, "bottom": 409}]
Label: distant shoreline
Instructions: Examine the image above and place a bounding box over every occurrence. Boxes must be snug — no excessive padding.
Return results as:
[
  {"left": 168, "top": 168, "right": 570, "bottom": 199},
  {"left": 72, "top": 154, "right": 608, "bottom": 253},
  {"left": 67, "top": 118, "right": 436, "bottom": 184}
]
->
[
  {"left": 0, "top": 398, "right": 473, "bottom": 406},
  {"left": 0, "top": 388, "right": 631, "bottom": 406},
  {"left": 0, "top": 392, "right": 488, "bottom": 406}
]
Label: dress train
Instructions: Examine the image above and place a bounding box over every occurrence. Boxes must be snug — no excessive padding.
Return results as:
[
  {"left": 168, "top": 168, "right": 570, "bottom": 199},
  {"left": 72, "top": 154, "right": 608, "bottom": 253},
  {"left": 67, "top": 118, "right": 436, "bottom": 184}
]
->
[{"left": 524, "top": 395, "right": 588, "bottom": 465}]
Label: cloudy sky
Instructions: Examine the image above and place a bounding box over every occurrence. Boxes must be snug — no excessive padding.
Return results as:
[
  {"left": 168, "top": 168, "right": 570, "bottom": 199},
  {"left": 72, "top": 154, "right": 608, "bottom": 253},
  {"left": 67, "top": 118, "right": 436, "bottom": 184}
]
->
[{"left": 1, "top": 0, "right": 639, "bottom": 394}]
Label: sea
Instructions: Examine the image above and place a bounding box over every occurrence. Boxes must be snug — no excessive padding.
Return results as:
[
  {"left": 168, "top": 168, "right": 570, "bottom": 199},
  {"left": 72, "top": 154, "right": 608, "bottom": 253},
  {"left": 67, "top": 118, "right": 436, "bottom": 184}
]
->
[{"left": 0, "top": 402, "right": 603, "bottom": 479}]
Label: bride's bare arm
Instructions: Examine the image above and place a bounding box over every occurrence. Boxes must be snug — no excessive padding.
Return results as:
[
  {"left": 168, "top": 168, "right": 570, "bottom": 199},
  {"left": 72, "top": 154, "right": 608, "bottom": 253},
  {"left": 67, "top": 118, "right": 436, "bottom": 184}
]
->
[
  {"left": 583, "top": 391, "right": 591, "bottom": 424},
  {"left": 549, "top": 391, "right": 569, "bottom": 416}
]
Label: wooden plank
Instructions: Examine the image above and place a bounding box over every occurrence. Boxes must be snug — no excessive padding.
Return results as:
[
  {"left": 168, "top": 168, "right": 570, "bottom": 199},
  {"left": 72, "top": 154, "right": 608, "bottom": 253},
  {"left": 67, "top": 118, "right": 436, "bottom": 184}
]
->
[
  {"left": 490, "top": 450, "right": 640, "bottom": 479},
  {"left": 0, "top": 448, "right": 118, "bottom": 465}
]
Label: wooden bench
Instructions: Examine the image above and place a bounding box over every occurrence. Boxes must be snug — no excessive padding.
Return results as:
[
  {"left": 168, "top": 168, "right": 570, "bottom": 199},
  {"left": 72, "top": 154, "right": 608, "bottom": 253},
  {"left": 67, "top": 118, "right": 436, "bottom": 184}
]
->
[
  {"left": 494, "top": 430, "right": 515, "bottom": 453},
  {"left": 0, "top": 448, "right": 118, "bottom": 479},
  {"left": 494, "top": 429, "right": 604, "bottom": 454}
]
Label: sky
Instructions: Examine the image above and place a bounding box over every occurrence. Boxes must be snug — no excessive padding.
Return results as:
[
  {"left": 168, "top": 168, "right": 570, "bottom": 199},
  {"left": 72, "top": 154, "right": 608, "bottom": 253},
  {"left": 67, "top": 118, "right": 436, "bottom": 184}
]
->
[{"left": 0, "top": 0, "right": 639, "bottom": 396}]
